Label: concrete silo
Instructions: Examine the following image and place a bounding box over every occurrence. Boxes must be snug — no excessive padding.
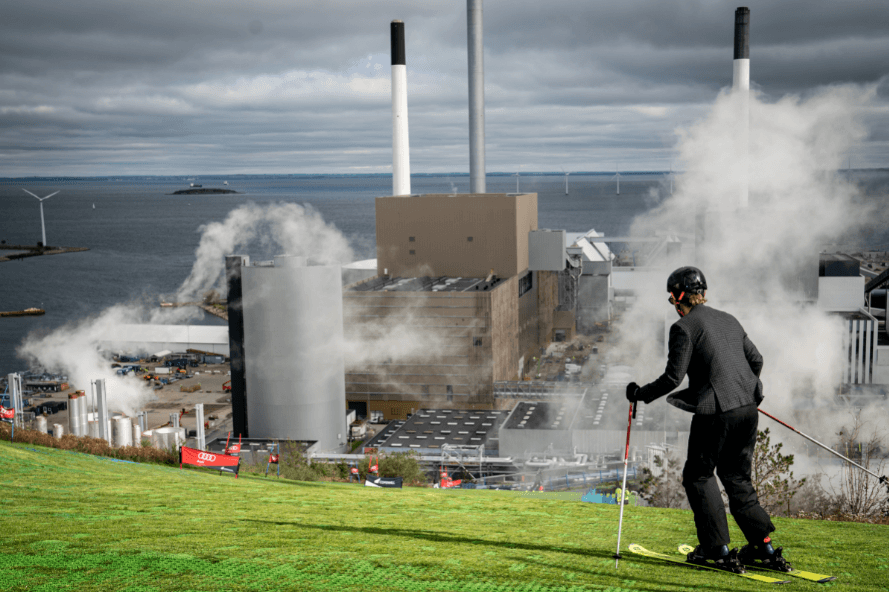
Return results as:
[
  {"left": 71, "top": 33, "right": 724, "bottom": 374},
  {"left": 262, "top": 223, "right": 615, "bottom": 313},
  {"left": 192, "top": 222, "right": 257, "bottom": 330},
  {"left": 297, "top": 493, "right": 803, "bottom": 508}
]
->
[{"left": 241, "top": 256, "right": 347, "bottom": 451}]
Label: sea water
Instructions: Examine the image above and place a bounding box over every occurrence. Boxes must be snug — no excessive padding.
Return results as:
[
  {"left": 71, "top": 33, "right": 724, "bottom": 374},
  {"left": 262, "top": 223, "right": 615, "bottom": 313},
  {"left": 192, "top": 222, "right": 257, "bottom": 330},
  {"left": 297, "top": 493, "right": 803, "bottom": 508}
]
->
[{"left": 1, "top": 172, "right": 887, "bottom": 375}]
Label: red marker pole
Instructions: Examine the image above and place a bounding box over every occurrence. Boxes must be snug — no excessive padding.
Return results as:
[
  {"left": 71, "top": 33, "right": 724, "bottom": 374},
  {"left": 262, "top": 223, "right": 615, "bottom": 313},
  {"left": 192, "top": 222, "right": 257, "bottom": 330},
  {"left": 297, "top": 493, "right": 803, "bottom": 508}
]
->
[{"left": 614, "top": 401, "right": 637, "bottom": 568}]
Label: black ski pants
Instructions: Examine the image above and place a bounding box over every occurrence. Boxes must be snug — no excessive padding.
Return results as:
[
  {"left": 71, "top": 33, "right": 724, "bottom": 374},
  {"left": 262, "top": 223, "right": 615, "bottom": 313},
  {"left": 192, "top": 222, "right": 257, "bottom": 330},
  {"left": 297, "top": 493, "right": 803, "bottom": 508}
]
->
[{"left": 682, "top": 403, "right": 775, "bottom": 548}]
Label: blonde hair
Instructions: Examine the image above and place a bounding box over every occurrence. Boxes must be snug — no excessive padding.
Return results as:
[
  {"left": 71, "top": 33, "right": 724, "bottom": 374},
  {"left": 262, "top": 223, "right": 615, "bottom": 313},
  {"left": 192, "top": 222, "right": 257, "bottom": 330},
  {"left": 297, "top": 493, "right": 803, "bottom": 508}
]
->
[{"left": 687, "top": 293, "right": 707, "bottom": 306}]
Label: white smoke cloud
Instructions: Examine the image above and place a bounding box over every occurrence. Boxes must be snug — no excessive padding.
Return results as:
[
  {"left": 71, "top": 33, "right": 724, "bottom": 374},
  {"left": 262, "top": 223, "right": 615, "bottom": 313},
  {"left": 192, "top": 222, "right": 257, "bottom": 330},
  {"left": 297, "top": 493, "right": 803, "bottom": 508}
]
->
[
  {"left": 17, "top": 304, "right": 155, "bottom": 416},
  {"left": 18, "top": 201, "right": 357, "bottom": 418},
  {"left": 616, "top": 83, "right": 887, "bottom": 468},
  {"left": 176, "top": 202, "right": 355, "bottom": 302}
]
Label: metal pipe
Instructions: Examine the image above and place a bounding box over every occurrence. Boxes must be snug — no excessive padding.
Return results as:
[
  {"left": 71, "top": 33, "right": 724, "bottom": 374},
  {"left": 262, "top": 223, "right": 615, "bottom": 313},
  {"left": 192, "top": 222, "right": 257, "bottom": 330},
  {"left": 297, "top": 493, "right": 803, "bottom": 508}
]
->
[
  {"left": 195, "top": 403, "right": 205, "bottom": 451},
  {"left": 78, "top": 389, "right": 88, "bottom": 437},
  {"left": 96, "top": 379, "right": 110, "bottom": 444},
  {"left": 467, "top": 0, "right": 486, "bottom": 193},
  {"left": 758, "top": 408, "right": 887, "bottom": 487},
  {"left": 391, "top": 20, "right": 411, "bottom": 196},
  {"left": 614, "top": 401, "right": 637, "bottom": 567}
]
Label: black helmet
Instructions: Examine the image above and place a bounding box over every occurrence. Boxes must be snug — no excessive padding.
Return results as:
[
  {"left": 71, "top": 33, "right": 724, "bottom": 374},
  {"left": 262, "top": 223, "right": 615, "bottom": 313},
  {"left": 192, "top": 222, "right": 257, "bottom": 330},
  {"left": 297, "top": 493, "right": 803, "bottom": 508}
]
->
[{"left": 667, "top": 266, "right": 707, "bottom": 302}]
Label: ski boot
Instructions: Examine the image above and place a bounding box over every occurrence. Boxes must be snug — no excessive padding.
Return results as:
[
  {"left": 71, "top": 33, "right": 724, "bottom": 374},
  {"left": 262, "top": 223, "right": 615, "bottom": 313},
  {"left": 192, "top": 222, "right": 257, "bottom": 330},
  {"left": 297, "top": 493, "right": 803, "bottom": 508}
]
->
[
  {"left": 686, "top": 544, "right": 747, "bottom": 574},
  {"left": 739, "top": 537, "right": 792, "bottom": 572}
]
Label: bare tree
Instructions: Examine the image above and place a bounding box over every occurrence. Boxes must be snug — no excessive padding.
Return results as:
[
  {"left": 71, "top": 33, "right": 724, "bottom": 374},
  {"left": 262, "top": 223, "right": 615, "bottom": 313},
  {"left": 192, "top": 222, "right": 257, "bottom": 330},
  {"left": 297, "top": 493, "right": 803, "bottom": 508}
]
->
[{"left": 825, "top": 410, "right": 889, "bottom": 518}]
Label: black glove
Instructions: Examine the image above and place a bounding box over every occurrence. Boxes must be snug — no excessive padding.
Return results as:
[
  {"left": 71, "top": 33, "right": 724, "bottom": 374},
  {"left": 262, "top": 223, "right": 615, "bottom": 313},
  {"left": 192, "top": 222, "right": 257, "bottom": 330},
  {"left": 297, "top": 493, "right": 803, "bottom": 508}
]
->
[{"left": 626, "top": 382, "right": 641, "bottom": 403}]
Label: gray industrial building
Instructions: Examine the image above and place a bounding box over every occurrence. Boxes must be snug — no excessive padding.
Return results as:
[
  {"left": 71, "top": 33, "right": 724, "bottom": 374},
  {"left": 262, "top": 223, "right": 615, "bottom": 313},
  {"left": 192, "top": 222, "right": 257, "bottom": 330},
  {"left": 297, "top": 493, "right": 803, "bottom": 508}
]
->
[{"left": 227, "top": 255, "right": 348, "bottom": 451}]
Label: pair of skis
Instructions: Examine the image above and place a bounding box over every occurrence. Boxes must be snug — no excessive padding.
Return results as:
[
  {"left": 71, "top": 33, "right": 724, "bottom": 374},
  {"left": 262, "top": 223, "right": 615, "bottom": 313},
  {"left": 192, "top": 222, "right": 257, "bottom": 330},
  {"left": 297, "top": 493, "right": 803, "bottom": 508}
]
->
[{"left": 628, "top": 544, "right": 837, "bottom": 584}]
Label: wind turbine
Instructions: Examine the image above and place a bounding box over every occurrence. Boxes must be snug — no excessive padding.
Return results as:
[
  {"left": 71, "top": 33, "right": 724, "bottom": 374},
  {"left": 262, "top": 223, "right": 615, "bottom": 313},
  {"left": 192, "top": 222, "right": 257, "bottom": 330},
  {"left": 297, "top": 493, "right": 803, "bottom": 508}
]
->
[
  {"left": 561, "top": 168, "right": 570, "bottom": 195},
  {"left": 669, "top": 159, "right": 674, "bottom": 195},
  {"left": 612, "top": 164, "right": 621, "bottom": 195},
  {"left": 514, "top": 172, "right": 520, "bottom": 193},
  {"left": 22, "top": 189, "right": 59, "bottom": 247}
]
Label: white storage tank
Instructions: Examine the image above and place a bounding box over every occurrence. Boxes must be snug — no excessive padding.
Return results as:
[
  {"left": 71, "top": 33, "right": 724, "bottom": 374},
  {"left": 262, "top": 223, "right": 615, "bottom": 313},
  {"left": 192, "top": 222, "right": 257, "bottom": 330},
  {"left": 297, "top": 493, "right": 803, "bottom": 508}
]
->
[
  {"left": 53, "top": 424, "right": 64, "bottom": 439},
  {"left": 241, "top": 256, "right": 347, "bottom": 450},
  {"left": 87, "top": 420, "right": 100, "bottom": 438},
  {"left": 111, "top": 416, "right": 133, "bottom": 447},
  {"left": 151, "top": 426, "right": 185, "bottom": 450},
  {"left": 67, "top": 392, "right": 82, "bottom": 437},
  {"left": 132, "top": 423, "right": 142, "bottom": 446},
  {"left": 35, "top": 416, "right": 48, "bottom": 434}
]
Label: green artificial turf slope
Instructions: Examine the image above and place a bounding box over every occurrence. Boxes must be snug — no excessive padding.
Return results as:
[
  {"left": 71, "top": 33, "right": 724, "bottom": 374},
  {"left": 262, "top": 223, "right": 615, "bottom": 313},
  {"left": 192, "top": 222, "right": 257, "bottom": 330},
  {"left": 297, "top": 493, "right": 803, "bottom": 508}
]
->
[{"left": 1, "top": 441, "right": 887, "bottom": 591}]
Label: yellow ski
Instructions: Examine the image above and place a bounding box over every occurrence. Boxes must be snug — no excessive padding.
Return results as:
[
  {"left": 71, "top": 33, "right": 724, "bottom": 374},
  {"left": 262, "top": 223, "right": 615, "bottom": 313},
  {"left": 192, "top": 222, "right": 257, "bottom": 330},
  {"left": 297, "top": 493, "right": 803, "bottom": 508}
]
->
[
  {"left": 628, "top": 544, "right": 791, "bottom": 584},
  {"left": 678, "top": 544, "right": 836, "bottom": 583}
]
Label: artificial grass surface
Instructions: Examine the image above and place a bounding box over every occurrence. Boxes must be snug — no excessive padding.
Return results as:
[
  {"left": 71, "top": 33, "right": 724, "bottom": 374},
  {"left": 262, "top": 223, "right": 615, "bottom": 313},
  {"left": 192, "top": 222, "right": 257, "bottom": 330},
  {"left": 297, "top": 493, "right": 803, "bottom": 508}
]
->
[{"left": 1, "top": 441, "right": 887, "bottom": 591}]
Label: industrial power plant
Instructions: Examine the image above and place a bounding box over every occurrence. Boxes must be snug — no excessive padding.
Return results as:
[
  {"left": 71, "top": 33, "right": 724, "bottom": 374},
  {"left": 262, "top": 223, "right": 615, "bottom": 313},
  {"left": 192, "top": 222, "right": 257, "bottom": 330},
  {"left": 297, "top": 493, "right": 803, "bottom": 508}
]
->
[{"left": 5, "top": 4, "right": 887, "bottom": 491}]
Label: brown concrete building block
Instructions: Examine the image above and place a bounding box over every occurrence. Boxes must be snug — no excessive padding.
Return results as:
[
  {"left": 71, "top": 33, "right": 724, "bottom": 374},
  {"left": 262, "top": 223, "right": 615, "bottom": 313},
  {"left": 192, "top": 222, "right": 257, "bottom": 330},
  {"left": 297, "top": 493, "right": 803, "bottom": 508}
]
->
[
  {"left": 375, "top": 193, "right": 538, "bottom": 279},
  {"left": 553, "top": 310, "right": 577, "bottom": 341},
  {"left": 537, "top": 270, "right": 557, "bottom": 349},
  {"left": 343, "top": 287, "right": 500, "bottom": 408},
  {"left": 491, "top": 274, "right": 519, "bottom": 381}
]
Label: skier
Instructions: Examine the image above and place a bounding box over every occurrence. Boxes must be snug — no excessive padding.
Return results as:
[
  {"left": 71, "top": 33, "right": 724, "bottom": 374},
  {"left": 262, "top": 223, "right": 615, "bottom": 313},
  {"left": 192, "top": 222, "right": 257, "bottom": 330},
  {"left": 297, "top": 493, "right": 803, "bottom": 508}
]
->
[{"left": 625, "top": 267, "right": 791, "bottom": 574}]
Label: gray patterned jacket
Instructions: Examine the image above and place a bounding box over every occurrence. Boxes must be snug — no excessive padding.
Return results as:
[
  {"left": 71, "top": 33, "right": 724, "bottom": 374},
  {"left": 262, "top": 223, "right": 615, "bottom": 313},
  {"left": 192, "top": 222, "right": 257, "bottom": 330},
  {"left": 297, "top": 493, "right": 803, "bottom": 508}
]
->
[{"left": 637, "top": 304, "right": 763, "bottom": 415}]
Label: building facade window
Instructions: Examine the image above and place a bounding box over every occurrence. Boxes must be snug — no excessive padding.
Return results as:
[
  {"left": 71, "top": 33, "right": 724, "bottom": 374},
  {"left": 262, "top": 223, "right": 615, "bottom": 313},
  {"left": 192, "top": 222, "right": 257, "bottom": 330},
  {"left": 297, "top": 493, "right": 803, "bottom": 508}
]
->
[
  {"left": 473, "top": 338, "right": 483, "bottom": 347},
  {"left": 409, "top": 250, "right": 415, "bottom": 255},
  {"left": 518, "top": 271, "right": 533, "bottom": 298},
  {"left": 467, "top": 236, "right": 473, "bottom": 242},
  {"left": 409, "top": 236, "right": 415, "bottom": 242}
]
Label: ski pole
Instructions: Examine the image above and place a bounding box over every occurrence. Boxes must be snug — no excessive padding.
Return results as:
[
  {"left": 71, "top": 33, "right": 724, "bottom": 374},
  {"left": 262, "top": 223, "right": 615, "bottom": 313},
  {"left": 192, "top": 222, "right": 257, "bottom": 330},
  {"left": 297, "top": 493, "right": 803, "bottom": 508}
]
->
[
  {"left": 758, "top": 408, "right": 887, "bottom": 488},
  {"left": 614, "top": 400, "right": 637, "bottom": 568}
]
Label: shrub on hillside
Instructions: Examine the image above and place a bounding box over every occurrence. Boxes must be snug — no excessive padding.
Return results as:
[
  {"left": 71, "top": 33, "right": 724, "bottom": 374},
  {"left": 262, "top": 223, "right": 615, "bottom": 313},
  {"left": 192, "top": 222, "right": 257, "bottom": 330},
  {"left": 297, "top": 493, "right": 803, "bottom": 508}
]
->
[
  {"left": 278, "top": 442, "right": 338, "bottom": 481},
  {"left": 0, "top": 423, "right": 177, "bottom": 465},
  {"left": 751, "top": 427, "right": 806, "bottom": 516},
  {"left": 374, "top": 451, "right": 426, "bottom": 485},
  {"left": 638, "top": 451, "right": 689, "bottom": 509},
  {"left": 254, "top": 443, "right": 425, "bottom": 485}
]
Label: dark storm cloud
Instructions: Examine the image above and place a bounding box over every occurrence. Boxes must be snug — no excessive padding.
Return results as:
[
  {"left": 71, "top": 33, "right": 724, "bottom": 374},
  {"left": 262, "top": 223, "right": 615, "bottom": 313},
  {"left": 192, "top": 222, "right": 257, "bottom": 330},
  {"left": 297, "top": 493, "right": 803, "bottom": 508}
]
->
[{"left": 0, "top": 0, "right": 886, "bottom": 175}]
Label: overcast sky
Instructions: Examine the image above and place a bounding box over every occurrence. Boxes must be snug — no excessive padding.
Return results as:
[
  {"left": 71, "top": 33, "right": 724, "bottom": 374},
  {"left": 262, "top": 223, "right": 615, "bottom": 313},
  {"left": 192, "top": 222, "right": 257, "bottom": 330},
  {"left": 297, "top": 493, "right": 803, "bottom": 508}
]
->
[{"left": 1, "top": 0, "right": 887, "bottom": 176}]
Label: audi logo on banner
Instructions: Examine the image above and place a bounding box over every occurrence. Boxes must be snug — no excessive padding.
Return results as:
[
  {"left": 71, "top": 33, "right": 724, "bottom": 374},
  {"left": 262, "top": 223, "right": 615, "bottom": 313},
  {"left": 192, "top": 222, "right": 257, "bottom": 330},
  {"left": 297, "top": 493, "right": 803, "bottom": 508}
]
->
[{"left": 198, "top": 452, "right": 217, "bottom": 463}]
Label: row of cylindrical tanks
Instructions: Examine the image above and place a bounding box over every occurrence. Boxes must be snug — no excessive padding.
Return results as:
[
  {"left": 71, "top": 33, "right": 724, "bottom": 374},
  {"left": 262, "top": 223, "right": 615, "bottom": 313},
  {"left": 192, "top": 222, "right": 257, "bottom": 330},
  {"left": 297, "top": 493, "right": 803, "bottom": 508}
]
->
[
  {"left": 35, "top": 414, "right": 186, "bottom": 449},
  {"left": 30, "top": 389, "right": 187, "bottom": 449}
]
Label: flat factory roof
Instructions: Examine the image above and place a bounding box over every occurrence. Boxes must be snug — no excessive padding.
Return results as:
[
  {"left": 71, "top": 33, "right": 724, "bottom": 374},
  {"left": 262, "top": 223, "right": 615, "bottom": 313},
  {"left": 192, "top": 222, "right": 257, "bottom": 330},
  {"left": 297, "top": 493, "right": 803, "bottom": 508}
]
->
[
  {"left": 365, "top": 409, "right": 510, "bottom": 452},
  {"left": 349, "top": 276, "right": 502, "bottom": 293},
  {"left": 502, "top": 400, "right": 581, "bottom": 431}
]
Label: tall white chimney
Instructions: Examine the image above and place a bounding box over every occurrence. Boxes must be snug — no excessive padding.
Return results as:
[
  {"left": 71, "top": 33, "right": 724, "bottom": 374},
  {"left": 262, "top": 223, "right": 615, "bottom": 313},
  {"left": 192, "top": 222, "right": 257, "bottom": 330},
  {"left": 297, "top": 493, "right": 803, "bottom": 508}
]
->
[
  {"left": 391, "top": 20, "right": 411, "bottom": 196},
  {"left": 733, "top": 7, "right": 750, "bottom": 209},
  {"left": 467, "top": 0, "right": 486, "bottom": 194}
]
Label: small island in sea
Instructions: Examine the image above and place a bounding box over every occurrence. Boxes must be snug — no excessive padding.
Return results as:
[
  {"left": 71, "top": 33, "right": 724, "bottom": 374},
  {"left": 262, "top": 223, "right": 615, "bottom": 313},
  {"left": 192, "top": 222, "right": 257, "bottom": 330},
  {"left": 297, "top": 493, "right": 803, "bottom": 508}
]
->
[{"left": 169, "top": 188, "right": 240, "bottom": 195}]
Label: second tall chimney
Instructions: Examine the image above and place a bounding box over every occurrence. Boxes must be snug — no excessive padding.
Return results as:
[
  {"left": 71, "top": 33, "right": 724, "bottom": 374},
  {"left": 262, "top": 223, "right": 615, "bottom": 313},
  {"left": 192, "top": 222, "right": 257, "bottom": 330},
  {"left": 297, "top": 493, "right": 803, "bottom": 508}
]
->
[
  {"left": 733, "top": 6, "right": 750, "bottom": 209},
  {"left": 467, "top": 0, "right": 486, "bottom": 193}
]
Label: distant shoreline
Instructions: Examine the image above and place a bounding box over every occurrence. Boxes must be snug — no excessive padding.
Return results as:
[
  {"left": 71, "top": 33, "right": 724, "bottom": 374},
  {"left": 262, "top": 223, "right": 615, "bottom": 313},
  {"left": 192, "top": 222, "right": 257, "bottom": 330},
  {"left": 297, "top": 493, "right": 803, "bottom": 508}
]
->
[
  {"left": 169, "top": 188, "right": 240, "bottom": 195},
  {"left": 2, "top": 168, "right": 887, "bottom": 182}
]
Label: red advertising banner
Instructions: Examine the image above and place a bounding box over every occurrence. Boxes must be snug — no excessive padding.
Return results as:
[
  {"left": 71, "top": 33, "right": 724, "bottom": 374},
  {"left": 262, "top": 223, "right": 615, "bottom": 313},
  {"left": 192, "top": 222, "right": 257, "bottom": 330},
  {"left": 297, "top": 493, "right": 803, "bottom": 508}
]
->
[
  {"left": 180, "top": 446, "right": 240, "bottom": 476},
  {"left": 0, "top": 407, "right": 13, "bottom": 421}
]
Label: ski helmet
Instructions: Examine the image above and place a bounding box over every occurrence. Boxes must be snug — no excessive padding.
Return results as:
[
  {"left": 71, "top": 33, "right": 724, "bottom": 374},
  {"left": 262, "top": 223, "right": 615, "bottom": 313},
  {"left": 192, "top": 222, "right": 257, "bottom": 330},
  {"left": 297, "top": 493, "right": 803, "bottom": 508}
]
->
[{"left": 666, "top": 266, "right": 707, "bottom": 303}]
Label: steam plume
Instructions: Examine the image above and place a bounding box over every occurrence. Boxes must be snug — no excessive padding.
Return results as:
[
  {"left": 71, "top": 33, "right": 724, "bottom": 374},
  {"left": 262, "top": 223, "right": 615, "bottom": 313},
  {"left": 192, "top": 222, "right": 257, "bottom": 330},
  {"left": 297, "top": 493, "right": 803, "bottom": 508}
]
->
[{"left": 616, "top": 84, "right": 882, "bottom": 455}]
